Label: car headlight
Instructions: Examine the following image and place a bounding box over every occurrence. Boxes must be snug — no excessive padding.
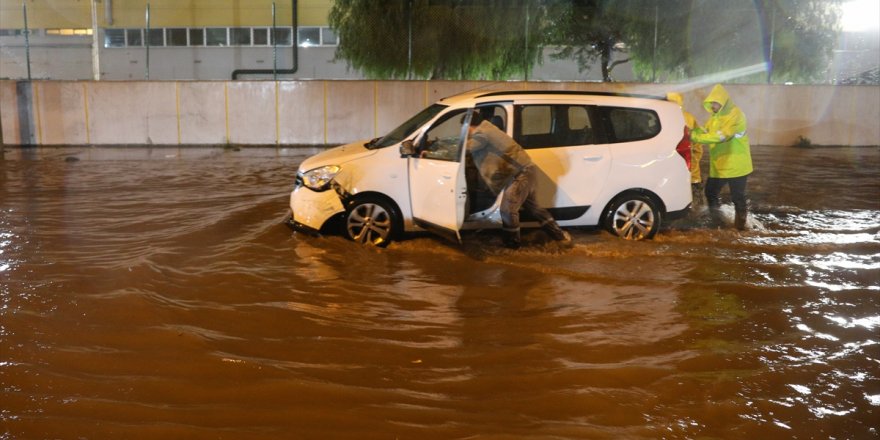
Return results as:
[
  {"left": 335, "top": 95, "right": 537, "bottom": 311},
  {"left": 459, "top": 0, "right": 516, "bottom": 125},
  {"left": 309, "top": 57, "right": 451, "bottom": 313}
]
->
[{"left": 300, "top": 165, "right": 341, "bottom": 191}]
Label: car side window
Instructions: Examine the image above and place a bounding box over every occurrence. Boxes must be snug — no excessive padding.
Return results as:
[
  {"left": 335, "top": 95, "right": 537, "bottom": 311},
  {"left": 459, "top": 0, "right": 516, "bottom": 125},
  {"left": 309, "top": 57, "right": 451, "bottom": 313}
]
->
[
  {"left": 416, "top": 109, "right": 468, "bottom": 162},
  {"left": 513, "top": 104, "right": 600, "bottom": 149},
  {"left": 603, "top": 107, "right": 660, "bottom": 143},
  {"left": 476, "top": 104, "right": 508, "bottom": 132}
]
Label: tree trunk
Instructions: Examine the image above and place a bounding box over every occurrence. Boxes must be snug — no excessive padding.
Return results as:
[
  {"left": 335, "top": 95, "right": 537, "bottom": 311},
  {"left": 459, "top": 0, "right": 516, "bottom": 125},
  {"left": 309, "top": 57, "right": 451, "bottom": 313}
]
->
[{"left": 600, "top": 40, "right": 612, "bottom": 82}]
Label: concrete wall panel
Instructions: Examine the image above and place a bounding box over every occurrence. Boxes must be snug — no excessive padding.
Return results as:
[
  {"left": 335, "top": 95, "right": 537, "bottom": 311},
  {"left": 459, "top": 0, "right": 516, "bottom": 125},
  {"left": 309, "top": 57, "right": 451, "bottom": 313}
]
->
[
  {"left": 278, "top": 81, "right": 325, "bottom": 145},
  {"left": 427, "top": 81, "right": 481, "bottom": 104},
  {"left": 86, "top": 82, "right": 178, "bottom": 145},
  {"left": 0, "top": 80, "right": 22, "bottom": 145},
  {"left": 35, "top": 81, "right": 88, "bottom": 145},
  {"left": 826, "top": 86, "right": 880, "bottom": 146},
  {"left": 325, "top": 81, "right": 374, "bottom": 144},
  {"left": 376, "top": 81, "right": 429, "bottom": 137},
  {"left": 227, "top": 82, "right": 277, "bottom": 145},
  {"left": 178, "top": 82, "right": 226, "bottom": 144},
  {"left": 1, "top": 80, "right": 878, "bottom": 147}
]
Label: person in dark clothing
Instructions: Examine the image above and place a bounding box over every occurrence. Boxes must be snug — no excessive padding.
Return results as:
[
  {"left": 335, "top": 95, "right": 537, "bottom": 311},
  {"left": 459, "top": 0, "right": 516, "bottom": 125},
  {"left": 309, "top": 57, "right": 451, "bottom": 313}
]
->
[{"left": 465, "top": 111, "right": 571, "bottom": 248}]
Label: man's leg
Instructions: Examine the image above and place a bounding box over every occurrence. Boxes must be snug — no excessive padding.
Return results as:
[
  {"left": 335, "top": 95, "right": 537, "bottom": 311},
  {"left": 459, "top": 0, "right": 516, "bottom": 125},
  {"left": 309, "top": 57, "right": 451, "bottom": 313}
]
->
[
  {"left": 704, "top": 177, "right": 725, "bottom": 227},
  {"left": 729, "top": 175, "right": 750, "bottom": 230},
  {"left": 523, "top": 194, "right": 568, "bottom": 242},
  {"left": 500, "top": 171, "right": 530, "bottom": 248},
  {"left": 690, "top": 144, "right": 704, "bottom": 203},
  {"left": 517, "top": 166, "right": 570, "bottom": 242}
]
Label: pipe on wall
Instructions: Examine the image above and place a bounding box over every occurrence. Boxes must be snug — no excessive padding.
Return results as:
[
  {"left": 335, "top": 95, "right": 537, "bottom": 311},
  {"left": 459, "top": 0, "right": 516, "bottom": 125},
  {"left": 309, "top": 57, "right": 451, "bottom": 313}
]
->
[
  {"left": 105, "top": 0, "right": 113, "bottom": 26},
  {"left": 231, "top": 0, "right": 298, "bottom": 79}
]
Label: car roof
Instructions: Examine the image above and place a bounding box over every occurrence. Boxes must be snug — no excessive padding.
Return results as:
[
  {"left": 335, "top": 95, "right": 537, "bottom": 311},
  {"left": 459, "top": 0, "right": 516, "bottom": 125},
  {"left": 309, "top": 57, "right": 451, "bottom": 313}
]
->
[{"left": 438, "top": 89, "right": 667, "bottom": 107}]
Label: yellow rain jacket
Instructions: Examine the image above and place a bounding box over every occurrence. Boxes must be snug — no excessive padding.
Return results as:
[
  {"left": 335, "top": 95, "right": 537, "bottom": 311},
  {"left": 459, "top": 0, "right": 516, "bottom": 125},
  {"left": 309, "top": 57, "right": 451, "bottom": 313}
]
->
[
  {"left": 690, "top": 84, "right": 753, "bottom": 179},
  {"left": 666, "top": 92, "right": 703, "bottom": 183}
]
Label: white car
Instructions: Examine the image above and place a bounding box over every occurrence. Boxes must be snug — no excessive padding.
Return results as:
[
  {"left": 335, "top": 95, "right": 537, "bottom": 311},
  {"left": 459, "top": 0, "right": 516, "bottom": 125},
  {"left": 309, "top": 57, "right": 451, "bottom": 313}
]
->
[{"left": 288, "top": 89, "right": 692, "bottom": 246}]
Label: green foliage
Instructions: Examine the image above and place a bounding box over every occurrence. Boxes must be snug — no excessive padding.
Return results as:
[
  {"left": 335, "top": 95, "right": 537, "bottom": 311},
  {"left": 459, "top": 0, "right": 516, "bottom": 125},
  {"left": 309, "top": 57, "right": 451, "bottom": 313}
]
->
[
  {"left": 765, "top": 0, "right": 842, "bottom": 83},
  {"left": 330, "top": 0, "right": 844, "bottom": 83},
  {"left": 329, "top": 0, "right": 546, "bottom": 80},
  {"left": 625, "top": 0, "right": 842, "bottom": 83}
]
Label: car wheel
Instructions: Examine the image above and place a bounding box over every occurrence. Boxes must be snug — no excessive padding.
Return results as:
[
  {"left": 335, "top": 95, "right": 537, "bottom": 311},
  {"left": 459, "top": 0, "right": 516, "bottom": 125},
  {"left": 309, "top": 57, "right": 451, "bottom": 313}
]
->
[
  {"left": 344, "top": 197, "right": 400, "bottom": 246},
  {"left": 605, "top": 193, "right": 660, "bottom": 240}
]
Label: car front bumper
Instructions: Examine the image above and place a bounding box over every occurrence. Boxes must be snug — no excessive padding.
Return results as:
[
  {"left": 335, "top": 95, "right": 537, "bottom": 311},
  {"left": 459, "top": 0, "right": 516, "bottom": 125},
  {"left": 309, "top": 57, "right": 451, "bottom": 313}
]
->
[{"left": 288, "top": 185, "right": 345, "bottom": 233}]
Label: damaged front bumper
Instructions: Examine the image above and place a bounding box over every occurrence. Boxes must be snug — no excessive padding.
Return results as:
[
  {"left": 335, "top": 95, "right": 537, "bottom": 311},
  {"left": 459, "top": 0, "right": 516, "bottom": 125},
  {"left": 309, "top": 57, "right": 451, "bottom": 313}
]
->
[
  {"left": 285, "top": 214, "right": 322, "bottom": 235},
  {"left": 287, "top": 184, "right": 345, "bottom": 235}
]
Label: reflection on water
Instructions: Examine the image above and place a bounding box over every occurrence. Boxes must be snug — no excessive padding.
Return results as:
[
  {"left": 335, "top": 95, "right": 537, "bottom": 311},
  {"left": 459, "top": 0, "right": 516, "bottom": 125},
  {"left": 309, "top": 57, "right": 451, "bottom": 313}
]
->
[{"left": 0, "top": 145, "right": 878, "bottom": 439}]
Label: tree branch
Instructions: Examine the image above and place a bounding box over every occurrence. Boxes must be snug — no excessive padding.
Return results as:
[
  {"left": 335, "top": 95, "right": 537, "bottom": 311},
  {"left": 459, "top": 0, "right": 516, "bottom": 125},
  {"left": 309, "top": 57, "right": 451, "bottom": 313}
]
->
[{"left": 608, "top": 58, "right": 631, "bottom": 71}]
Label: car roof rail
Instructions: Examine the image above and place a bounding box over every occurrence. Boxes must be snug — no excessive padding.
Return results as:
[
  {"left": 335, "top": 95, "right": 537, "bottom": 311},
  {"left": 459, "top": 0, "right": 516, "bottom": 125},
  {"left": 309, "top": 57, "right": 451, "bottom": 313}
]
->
[{"left": 474, "top": 90, "right": 665, "bottom": 100}]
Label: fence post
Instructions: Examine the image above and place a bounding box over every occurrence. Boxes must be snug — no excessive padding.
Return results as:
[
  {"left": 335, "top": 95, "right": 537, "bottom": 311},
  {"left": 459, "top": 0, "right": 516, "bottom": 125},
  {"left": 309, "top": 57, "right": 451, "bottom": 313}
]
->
[
  {"left": 407, "top": 0, "right": 413, "bottom": 79},
  {"left": 145, "top": 2, "right": 151, "bottom": 80},
  {"left": 524, "top": 3, "right": 529, "bottom": 81},
  {"left": 652, "top": 4, "right": 658, "bottom": 82},
  {"left": 23, "top": 1, "right": 31, "bottom": 81},
  {"left": 91, "top": 0, "right": 101, "bottom": 80}
]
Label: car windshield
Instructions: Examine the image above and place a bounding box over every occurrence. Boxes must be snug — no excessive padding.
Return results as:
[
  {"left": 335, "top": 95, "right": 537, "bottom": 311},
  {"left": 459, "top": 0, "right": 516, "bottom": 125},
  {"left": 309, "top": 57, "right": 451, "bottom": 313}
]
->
[{"left": 367, "top": 103, "right": 448, "bottom": 149}]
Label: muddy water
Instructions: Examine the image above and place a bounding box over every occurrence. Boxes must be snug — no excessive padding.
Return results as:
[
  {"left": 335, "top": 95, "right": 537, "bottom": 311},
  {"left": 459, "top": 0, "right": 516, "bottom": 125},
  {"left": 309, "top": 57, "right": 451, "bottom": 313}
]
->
[{"left": 1, "top": 145, "right": 878, "bottom": 440}]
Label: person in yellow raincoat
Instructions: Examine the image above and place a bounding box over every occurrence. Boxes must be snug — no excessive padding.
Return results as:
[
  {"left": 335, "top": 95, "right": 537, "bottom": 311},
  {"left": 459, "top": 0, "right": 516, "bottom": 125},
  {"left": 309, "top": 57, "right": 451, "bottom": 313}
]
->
[
  {"left": 666, "top": 92, "right": 704, "bottom": 198},
  {"left": 690, "top": 84, "right": 753, "bottom": 230}
]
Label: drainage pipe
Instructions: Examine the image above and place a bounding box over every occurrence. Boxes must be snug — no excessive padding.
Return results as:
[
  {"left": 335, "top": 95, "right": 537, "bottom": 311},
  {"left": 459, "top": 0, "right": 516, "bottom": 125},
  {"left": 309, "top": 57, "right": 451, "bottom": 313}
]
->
[
  {"left": 232, "top": 0, "right": 298, "bottom": 79},
  {"left": 105, "top": 0, "right": 113, "bottom": 25}
]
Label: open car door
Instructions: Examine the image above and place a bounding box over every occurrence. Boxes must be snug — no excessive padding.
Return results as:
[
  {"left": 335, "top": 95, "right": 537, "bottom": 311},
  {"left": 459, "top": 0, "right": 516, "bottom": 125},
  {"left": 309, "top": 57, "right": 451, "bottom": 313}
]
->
[{"left": 407, "top": 109, "right": 470, "bottom": 243}]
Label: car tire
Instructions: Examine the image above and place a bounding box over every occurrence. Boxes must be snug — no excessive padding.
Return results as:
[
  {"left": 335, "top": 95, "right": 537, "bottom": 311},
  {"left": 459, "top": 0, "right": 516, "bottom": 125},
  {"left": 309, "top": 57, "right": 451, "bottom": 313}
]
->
[
  {"left": 604, "top": 192, "right": 661, "bottom": 240},
  {"left": 343, "top": 196, "right": 401, "bottom": 247}
]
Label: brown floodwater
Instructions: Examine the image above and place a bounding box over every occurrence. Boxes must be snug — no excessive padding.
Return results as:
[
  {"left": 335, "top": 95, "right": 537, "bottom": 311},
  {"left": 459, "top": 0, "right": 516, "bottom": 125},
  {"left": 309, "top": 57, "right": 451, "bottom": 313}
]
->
[{"left": 1, "top": 145, "right": 878, "bottom": 440}]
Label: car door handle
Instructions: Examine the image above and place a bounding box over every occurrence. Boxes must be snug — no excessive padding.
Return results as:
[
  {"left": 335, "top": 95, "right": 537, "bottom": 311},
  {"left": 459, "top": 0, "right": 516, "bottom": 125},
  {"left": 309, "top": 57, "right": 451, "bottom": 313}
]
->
[{"left": 583, "top": 155, "right": 603, "bottom": 162}]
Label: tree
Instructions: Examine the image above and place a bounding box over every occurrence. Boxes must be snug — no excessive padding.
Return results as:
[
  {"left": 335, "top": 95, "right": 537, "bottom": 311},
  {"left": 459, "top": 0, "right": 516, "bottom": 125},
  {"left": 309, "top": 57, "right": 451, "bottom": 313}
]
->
[
  {"left": 543, "top": 0, "right": 634, "bottom": 82},
  {"left": 329, "top": 0, "right": 548, "bottom": 80},
  {"left": 331, "top": 0, "right": 844, "bottom": 83},
  {"left": 620, "top": 0, "right": 842, "bottom": 83},
  {"left": 761, "top": 0, "right": 842, "bottom": 83}
]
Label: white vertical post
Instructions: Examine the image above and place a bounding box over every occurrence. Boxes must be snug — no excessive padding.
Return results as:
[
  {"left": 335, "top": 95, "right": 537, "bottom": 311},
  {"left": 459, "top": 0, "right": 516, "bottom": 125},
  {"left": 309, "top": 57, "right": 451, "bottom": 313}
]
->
[
  {"left": 91, "top": 0, "right": 101, "bottom": 80},
  {"left": 145, "top": 2, "right": 151, "bottom": 80}
]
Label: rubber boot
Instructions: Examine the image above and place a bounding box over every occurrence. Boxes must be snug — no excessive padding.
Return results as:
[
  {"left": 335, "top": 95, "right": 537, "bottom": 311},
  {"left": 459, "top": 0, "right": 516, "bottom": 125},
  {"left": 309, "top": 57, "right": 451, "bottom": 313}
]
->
[
  {"left": 691, "top": 182, "right": 704, "bottom": 205},
  {"left": 735, "top": 208, "right": 748, "bottom": 230},
  {"left": 502, "top": 229, "right": 521, "bottom": 249},
  {"left": 542, "top": 222, "right": 571, "bottom": 243},
  {"left": 708, "top": 205, "right": 724, "bottom": 228}
]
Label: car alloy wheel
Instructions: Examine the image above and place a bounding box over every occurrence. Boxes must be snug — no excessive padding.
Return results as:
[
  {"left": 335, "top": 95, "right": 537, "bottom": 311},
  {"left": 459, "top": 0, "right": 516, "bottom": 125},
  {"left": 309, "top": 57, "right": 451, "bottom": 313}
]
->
[
  {"left": 606, "top": 193, "right": 660, "bottom": 240},
  {"left": 344, "top": 198, "right": 398, "bottom": 246}
]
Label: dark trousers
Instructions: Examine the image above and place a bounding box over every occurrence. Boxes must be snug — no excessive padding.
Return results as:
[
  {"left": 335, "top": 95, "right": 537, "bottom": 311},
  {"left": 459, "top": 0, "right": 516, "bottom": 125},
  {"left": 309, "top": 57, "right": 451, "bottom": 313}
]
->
[
  {"left": 501, "top": 165, "right": 556, "bottom": 232},
  {"left": 705, "top": 175, "right": 749, "bottom": 212}
]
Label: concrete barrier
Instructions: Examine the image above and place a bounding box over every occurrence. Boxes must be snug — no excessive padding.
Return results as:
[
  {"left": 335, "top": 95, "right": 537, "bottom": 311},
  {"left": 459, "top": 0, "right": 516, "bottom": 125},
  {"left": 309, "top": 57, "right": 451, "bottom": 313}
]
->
[{"left": 2, "top": 80, "right": 878, "bottom": 147}]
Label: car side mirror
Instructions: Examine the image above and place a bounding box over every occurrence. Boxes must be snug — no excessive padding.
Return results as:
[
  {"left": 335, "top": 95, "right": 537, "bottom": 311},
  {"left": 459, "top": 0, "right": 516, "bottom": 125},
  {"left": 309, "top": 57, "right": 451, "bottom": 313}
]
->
[{"left": 400, "top": 140, "right": 415, "bottom": 157}]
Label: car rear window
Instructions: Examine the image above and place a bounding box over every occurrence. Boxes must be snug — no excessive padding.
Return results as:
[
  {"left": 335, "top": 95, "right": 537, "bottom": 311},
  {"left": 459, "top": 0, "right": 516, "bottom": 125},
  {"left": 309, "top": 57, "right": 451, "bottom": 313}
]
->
[{"left": 603, "top": 107, "right": 660, "bottom": 143}]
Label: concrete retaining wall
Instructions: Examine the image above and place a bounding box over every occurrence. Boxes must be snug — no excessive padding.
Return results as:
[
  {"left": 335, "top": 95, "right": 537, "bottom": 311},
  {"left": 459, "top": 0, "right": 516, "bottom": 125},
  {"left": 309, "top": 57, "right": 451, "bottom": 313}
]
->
[{"left": 2, "top": 80, "right": 878, "bottom": 147}]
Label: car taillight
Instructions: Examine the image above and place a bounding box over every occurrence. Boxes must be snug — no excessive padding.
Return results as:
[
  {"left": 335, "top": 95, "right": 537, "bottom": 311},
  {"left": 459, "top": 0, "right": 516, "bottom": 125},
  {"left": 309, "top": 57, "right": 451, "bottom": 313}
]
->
[{"left": 675, "top": 126, "right": 692, "bottom": 169}]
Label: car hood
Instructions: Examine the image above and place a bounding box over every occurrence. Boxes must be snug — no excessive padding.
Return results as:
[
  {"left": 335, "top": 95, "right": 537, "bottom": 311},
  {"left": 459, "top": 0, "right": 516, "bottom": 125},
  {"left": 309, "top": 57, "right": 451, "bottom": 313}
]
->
[{"left": 298, "top": 140, "right": 377, "bottom": 172}]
